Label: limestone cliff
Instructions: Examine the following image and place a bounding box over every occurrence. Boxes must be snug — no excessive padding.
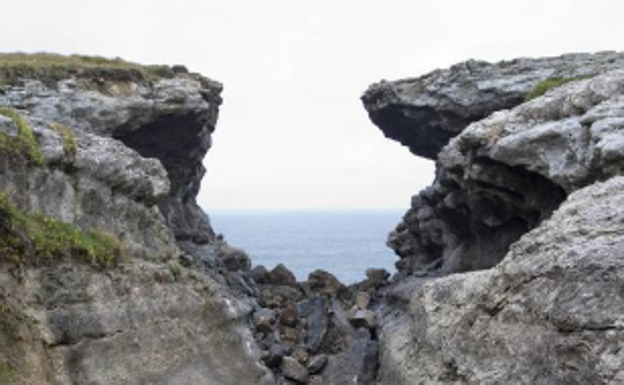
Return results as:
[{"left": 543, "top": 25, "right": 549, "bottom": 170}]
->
[
  {"left": 0, "top": 54, "right": 272, "bottom": 384},
  {"left": 364, "top": 53, "right": 624, "bottom": 384}
]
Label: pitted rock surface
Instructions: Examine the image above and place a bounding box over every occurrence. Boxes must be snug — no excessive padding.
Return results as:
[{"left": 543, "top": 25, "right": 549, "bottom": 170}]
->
[
  {"left": 378, "top": 177, "right": 624, "bottom": 384},
  {"left": 0, "top": 60, "right": 273, "bottom": 385},
  {"left": 362, "top": 51, "right": 624, "bottom": 160},
  {"left": 388, "top": 69, "right": 624, "bottom": 276}
]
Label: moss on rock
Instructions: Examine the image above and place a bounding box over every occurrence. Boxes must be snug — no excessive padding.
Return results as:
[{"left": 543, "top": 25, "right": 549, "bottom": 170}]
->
[
  {"left": 0, "top": 192, "right": 123, "bottom": 269},
  {"left": 0, "top": 361, "right": 16, "bottom": 385},
  {"left": 525, "top": 75, "right": 594, "bottom": 101},
  {"left": 49, "top": 123, "right": 77, "bottom": 156},
  {"left": 0, "top": 107, "right": 44, "bottom": 165}
]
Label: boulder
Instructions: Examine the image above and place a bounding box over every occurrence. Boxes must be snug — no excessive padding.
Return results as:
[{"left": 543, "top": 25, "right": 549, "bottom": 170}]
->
[
  {"left": 355, "top": 291, "right": 371, "bottom": 310},
  {"left": 253, "top": 308, "right": 277, "bottom": 334},
  {"left": 269, "top": 264, "right": 298, "bottom": 287},
  {"left": 258, "top": 285, "right": 303, "bottom": 308},
  {"left": 281, "top": 357, "right": 309, "bottom": 384},
  {"left": 264, "top": 344, "right": 288, "bottom": 369},
  {"left": 297, "top": 297, "right": 327, "bottom": 352},
  {"left": 280, "top": 302, "right": 300, "bottom": 327},
  {"left": 323, "top": 338, "right": 379, "bottom": 384},
  {"left": 219, "top": 244, "right": 251, "bottom": 272},
  {"left": 349, "top": 309, "right": 377, "bottom": 330},
  {"left": 307, "top": 270, "right": 351, "bottom": 302},
  {"left": 251, "top": 265, "right": 271, "bottom": 284},
  {"left": 307, "top": 355, "right": 328, "bottom": 375},
  {"left": 378, "top": 176, "right": 624, "bottom": 384}
]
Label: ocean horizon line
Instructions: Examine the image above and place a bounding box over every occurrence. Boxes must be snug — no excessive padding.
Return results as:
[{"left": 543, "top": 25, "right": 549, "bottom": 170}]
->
[{"left": 205, "top": 207, "right": 408, "bottom": 215}]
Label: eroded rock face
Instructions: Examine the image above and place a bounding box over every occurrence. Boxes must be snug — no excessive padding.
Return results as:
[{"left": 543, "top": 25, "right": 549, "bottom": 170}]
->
[
  {"left": 0, "top": 71, "right": 223, "bottom": 266},
  {"left": 0, "top": 263, "right": 272, "bottom": 385},
  {"left": 367, "top": 58, "right": 624, "bottom": 384},
  {"left": 379, "top": 176, "right": 624, "bottom": 384},
  {"left": 0, "top": 63, "right": 273, "bottom": 384},
  {"left": 362, "top": 51, "right": 624, "bottom": 160},
  {"left": 389, "top": 69, "right": 624, "bottom": 276}
]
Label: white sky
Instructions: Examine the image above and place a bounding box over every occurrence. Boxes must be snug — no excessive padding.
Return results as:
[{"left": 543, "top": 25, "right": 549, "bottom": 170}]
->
[{"left": 3, "top": 0, "right": 623, "bottom": 209}]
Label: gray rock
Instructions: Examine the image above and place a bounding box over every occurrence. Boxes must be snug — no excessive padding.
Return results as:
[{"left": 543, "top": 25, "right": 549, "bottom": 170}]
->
[
  {"left": 254, "top": 308, "right": 277, "bottom": 334},
  {"left": 0, "top": 69, "right": 223, "bottom": 268},
  {"left": 307, "top": 355, "right": 328, "bottom": 375},
  {"left": 0, "top": 58, "right": 274, "bottom": 384},
  {"left": 362, "top": 51, "right": 624, "bottom": 160},
  {"left": 258, "top": 285, "right": 303, "bottom": 308},
  {"left": 365, "top": 268, "right": 390, "bottom": 285},
  {"left": 0, "top": 115, "right": 17, "bottom": 136},
  {"left": 307, "top": 270, "right": 351, "bottom": 302},
  {"left": 251, "top": 265, "right": 271, "bottom": 284},
  {"left": 292, "top": 346, "right": 310, "bottom": 365},
  {"left": 281, "top": 356, "right": 308, "bottom": 384},
  {"left": 378, "top": 176, "right": 624, "bottom": 384},
  {"left": 0, "top": 262, "right": 273, "bottom": 385},
  {"left": 384, "top": 69, "right": 624, "bottom": 276},
  {"left": 298, "top": 297, "right": 327, "bottom": 352},
  {"left": 324, "top": 338, "right": 379, "bottom": 385},
  {"left": 269, "top": 264, "right": 298, "bottom": 287},
  {"left": 0, "top": 74, "right": 224, "bottom": 267},
  {"left": 218, "top": 244, "right": 252, "bottom": 272},
  {"left": 264, "top": 344, "right": 287, "bottom": 369},
  {"left": 355, "top": 291, "right": 371, "bottom": 309},
  {"left": 369, "top": 55, "right": 624, "bottom": 384},
  {"left": 349, "top": 308, "right": 377, "bottom": 329},
  {"left": 280, "top": 302, "right": 300, "bottom": 327}
]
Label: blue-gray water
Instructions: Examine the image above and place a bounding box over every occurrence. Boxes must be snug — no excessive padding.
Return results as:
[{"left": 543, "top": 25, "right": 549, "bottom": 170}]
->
[{"left": 209, "top": 210, "right": 403, "bottom": 284}]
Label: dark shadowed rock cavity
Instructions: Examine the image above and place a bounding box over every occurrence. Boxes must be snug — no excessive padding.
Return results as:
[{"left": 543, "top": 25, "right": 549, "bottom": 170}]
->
[
  {"left": 368, "top": 64, "right": 624, "bottom": 384},
  {"left": 362, "top": 51, "right": 624, "bottom": 160}
]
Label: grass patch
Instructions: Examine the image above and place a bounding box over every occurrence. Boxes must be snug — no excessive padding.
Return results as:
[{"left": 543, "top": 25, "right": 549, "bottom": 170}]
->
[
  {"left": 0, "top": 107, "right": 44, "bottom": 165},
  {"left": 0, "top": 52, "right": 176, "bottom": 85},
  {"left": 0, "top": 193, "right": 122, "bottom": 269},
  {"left": 0, "top": 361, "right": 16, "bottom": 385},
  {"left": 49, "top": 123, "right": 77, "bottom": 156},
  {"left": 525, "top": 75, "right": 594, "bottom": 101},
  {"left": 168, "top": 261, "right": 183, "bottom": 280}
]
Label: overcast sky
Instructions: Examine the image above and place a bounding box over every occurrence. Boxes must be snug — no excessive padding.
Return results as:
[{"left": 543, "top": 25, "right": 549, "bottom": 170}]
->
[{"left": 3, "top": 0, "right": 623, "bottom": 210}]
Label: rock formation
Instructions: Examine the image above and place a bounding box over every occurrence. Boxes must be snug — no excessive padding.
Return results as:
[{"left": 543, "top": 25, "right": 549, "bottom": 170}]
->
[
  {"left": 0, "top": 55, "right": 272, "bottom": 385},
  {"left": 363, "top": 53, "right": 624, "bottom": 384},
  {"left": 363, "top": 51, "right": 624, "bottom": 276},
  {"left": 362, "top": 51, "right": 624, "bottom": 160},
  {"left": 3, "top": 49, "right": 624, "bottom": 385}
]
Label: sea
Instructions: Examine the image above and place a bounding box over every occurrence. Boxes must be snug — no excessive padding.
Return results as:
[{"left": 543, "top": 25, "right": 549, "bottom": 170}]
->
[{"left": 209, "top": 210, "right": 405, "bottom": 284}]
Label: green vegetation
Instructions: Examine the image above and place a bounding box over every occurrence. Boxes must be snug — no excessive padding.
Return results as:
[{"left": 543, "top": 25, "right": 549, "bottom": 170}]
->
[
  {"left": 524, "top": 75, "right": 594, "bottom": 101},
  {"left": 168, "top": 261, "right": 183, "bottom": 280},
  {"left": 0, "top": 361, "right": 16, "bottom": 385},
  {"left": 49, "top": 123, "right": 77, "bottom": 156},
  {"left": 0, "top": 107, "right": 44, "bottom": 165},
  {"left": 0, "top": 53, "right": 176, "bottom": 85},
  {"left": 0, "top": 193, "right": 122, "bottom": 269}
]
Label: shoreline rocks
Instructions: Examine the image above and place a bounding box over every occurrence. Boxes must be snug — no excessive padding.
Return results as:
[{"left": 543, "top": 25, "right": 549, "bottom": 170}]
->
[{"left": 250, "top": 265, "right": 389, "bottom": 384}]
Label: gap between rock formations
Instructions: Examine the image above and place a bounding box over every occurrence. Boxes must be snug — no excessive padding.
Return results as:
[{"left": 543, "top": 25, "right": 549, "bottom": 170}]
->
[{"left": 2, "top": 51, "right": 624, "bottom": 384}]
